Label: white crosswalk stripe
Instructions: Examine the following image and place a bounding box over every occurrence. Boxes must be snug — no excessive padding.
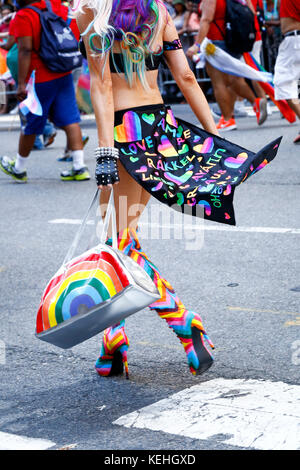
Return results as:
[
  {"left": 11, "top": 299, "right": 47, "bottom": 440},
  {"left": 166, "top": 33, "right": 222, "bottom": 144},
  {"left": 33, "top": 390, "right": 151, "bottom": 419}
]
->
[
  {"left": 113, "top": 378, "right": 300, "bottom": 450},
  {"left": 0, "top": 432, "right": 55, "bottom": 450},
  {"left": 48, "top": 218, "right": 300, "bottom": 235}
]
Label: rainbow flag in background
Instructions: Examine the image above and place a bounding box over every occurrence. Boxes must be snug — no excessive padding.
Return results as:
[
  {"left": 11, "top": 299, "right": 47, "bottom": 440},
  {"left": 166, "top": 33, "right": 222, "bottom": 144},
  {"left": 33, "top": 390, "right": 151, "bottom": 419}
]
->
[
  {"left": 0, "top": 48, "right": 8, "bottom": 75},
  {"left": 76, "top": 59, "right": 93, "bottom": 114},
  {"left": 19, "top": 70, "right": 43, "bottom": 116},
  {"left": 197, "top": 39, "right": 273, "bottom": 82}
]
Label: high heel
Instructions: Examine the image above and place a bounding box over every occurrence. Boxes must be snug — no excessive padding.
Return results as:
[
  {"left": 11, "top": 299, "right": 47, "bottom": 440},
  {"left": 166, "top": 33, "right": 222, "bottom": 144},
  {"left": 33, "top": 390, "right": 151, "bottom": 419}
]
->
[
  {"left": 95, "top": 321, "right": 130, "bottom": 379},
  {"left": 161, "top": 310, "right": 214, "bottom": 376}
]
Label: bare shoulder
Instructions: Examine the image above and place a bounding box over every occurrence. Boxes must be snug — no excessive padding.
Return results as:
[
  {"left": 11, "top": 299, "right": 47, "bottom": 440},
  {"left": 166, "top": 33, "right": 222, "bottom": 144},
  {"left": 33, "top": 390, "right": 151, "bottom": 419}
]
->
[
  {"left": 162, "top": 11, "right": 180, "bottom": 41},
  {"left": 75, "top": 5, "right": 94, "bottom": 34},
  {"left": 157, "top": 2, "right": 169, "bottom": 30}
]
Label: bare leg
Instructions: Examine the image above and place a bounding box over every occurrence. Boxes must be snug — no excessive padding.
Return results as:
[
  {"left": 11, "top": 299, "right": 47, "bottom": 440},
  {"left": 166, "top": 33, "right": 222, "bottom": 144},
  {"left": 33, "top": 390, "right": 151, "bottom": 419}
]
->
[
  {"left": 206, "top": 62, "right": 235, "bottom": 121},
  {"left": 228, "top": 76, "right": 256, "bottom": 105},
  {"left": 286, "top": 99, "right": 300, "bottom": 119},
  {"left": 18, "top": 133, "right": 36, "bottom": 157},
  {"left": 61, "top": 123, "right": 83, "bottom": 151},
  {"left": 252, "top": 81, "right": 266, "bottom": 99},
  {"left": 287, "top": 100, "right": 300, "bottom": 143}
]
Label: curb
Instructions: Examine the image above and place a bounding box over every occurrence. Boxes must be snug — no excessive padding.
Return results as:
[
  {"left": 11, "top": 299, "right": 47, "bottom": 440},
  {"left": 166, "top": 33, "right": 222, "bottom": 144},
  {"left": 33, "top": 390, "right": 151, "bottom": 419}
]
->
[{"left": 0, "top": 113, "right": 96, "bottom": 131}]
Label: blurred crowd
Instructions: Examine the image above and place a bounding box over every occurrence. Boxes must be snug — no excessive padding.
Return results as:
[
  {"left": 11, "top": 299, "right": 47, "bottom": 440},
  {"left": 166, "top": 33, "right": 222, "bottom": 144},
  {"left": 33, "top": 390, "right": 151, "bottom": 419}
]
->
[
  {"left": 0, "top": 0, "right": 286, "bottom": 112},
  {"left": 0, "top": 0, "right": 299, "bottom": 141},
  {"left": 163, "top": 0, "right": 282, "bottom": 62},
  {"left": 0, "top": 0, "right": 298, "bottom": 187},
  {"left": 161, "top": 0, "right": 283, "bottom": 97}
]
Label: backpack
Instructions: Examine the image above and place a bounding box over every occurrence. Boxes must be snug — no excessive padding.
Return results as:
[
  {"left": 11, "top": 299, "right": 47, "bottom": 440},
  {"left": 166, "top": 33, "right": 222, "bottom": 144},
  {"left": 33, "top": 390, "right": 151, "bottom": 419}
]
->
[
  {"left": 225, "top": 0, "right": 256, "bottom": 54},
  {"left": 26, "top": 0, "right": 82, "bottom": 73}
]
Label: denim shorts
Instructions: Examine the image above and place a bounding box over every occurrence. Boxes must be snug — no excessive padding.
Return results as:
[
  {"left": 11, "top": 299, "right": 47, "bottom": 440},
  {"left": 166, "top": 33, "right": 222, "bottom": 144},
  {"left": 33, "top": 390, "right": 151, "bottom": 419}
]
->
[
  {"left": 211, "top": 40, "right": 242, "bottom": 60},
  {"left": 22, "top": 73, "right": 81, "bottom": 135}
]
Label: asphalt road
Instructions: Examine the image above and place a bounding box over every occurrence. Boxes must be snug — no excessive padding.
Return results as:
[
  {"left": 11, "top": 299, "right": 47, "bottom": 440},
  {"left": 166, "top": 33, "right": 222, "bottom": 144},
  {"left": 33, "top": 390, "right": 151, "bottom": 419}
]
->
[{"left": 0, "top": 105, "right": 299, "bottom": 451}]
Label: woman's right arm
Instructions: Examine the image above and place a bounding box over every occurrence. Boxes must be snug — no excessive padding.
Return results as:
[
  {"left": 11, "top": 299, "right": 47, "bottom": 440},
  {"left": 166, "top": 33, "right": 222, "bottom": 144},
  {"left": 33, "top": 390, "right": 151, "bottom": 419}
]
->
[
  {"left": 76, "top": 9, "right": 114, "bottom": 149},
  {"left": 163, "top": 14, "right": 219, "bottom": 136}
]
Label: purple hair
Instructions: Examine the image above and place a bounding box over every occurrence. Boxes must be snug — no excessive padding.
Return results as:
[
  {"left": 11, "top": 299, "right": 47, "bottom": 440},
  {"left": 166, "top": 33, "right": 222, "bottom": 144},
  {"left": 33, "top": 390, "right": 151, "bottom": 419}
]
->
[
  {"left": 110, "top": 0, "right": 160, "bottom": 36},
  {"left": 84, "top": 0, "right": 166, "bottom": 88}
]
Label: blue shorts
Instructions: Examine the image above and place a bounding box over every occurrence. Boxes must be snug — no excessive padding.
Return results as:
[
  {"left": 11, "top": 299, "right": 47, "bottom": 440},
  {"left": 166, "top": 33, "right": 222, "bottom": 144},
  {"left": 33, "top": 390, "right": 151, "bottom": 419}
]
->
[
  {"left": 211, "top": 40, "right": 242, "bottom": 60},
  {"left": 22, "top": 74, "right": 81, "bottom": 135}
]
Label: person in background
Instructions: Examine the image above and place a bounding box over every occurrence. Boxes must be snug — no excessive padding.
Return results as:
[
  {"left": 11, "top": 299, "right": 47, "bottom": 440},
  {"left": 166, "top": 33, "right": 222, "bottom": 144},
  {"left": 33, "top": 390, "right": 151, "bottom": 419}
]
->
[
  {"left": 248, "top": 0, "right": 268, "bottom": 97},
  {"left": 0, "top": 4, "right": 14, "bottom": 36},
  {"left": 186, "top": 0, "right": 268, "bottom": 131},
  {"left": 172, "top": 0, "right": 186, "bottom": 33},
  {"left": 163, "top": 0, "right": 175, "bottom": 16},
  {"left": 273, "top": 0, "right": 300, "bottom": 144},
  {"left": 263, "top": 0, "right": 281, "bottom": 27},
  {"left": 179, "top": 1, "right": 200, "bottom": 36},
  {"left": 0, "top": 0, "right": 90, "bottom": 183},
  {"left": 1, "top": 6, "right": 57, "bottom": 149},
  {"left": 263, "top": 0, "right": 282, "bottom": 71},
  {"left": 56, "top": 3, "right": 89, "bottom": 161},
  {"left": 235, "top": 0, "right": 269, "bottom": 117}
]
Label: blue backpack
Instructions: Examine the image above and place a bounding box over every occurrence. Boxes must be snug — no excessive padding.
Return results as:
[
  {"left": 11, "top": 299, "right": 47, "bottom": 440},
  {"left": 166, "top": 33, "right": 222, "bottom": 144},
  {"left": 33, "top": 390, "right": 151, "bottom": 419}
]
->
[{"left": 27, "top": 0, "right": 82, "bottom": 73}]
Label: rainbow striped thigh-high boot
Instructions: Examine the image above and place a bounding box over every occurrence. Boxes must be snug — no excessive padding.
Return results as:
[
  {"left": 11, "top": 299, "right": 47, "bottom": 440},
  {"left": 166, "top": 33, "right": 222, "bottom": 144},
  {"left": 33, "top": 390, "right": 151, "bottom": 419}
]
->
[{"left": 95, "top": 228, "right": 214, "bottom": 377}]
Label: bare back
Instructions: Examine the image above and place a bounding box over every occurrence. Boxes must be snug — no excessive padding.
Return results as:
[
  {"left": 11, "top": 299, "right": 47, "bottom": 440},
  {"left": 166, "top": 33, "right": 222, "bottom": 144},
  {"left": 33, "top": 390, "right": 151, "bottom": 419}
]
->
[
  {"left": 76, "top": 4, "right": 218, "bottom": 145},
  {"left": 280, "top": 16, "right": 300, "bottom": 34},
  {"left": 76, "top": 5, "right": 180, "bottom": 111}
]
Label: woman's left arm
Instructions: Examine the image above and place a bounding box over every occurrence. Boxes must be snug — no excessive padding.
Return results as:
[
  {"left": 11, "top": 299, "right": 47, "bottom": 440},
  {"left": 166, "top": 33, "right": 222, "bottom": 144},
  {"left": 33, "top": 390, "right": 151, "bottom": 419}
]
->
[{"left": 164, "top": 15, "right": 219, "bottom": 136}]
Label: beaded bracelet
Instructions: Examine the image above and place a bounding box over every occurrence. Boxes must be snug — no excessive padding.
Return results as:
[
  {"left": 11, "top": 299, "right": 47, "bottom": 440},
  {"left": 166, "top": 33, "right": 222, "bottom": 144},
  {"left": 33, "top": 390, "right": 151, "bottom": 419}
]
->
[{"left": 94, "top": 147, "right": 119, "bottom": 159}]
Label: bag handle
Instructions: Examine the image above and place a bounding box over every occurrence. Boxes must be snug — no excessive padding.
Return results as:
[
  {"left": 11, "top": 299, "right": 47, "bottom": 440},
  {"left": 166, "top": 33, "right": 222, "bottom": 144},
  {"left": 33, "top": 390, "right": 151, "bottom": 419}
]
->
[
  {"left": 99, "top": 188, "right": 118, "bottom": 249},
  {"left": 62, "top": 188, "right": 117, "bottom": 267}
]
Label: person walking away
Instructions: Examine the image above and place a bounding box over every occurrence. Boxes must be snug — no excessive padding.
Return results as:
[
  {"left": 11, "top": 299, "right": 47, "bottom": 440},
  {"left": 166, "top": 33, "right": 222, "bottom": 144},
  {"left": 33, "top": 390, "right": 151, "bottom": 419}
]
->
[
  {"left": 0, "top": 4, "right": 14, "bottom": 36},
  {"left": 75, "top": 0, "right": 280, "bottom": 379},
  {"left": 263, "top": 0, "right": 281, "bottom": 71},
  {"left": 187, "top": 0, "right": 268, "bottom": 131},
  {"left": 172, "top": 0, "right": 186, "bottom": 33},
  {"left": 248, "top": 0, "right": 269, "bottom": 101},
  {"left": 1, "top": 11, "right": 57, "bottom": 149},
  {"left": 0, "top": 0, "right": 90, "bottom": 183},
  {"left": 273, "top": 0, "right": 300, "bottom": 144}
]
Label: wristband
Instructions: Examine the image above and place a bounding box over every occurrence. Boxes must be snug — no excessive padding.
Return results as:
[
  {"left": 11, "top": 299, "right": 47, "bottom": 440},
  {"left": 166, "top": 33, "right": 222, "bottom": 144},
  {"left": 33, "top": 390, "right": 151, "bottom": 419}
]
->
[{"left": 95, "top": 147, "right": 119, "bottom": 159}]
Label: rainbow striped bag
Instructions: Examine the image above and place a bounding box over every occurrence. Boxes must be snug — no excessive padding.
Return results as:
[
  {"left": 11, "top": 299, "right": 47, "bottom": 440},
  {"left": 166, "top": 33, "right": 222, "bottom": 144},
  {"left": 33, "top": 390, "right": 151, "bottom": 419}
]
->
[{"left": 36, "top": 190, "right": 159, "bottom": 349}]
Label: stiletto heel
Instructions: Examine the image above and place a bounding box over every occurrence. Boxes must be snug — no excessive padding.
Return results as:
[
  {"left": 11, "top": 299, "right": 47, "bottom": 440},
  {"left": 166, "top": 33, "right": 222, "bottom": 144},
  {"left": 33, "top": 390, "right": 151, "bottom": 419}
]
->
[
  {"left": 163, "top": 310, "right": 214, "bottom": 376},
  {"left": 190, "top": 322, "right": 214, "bottom": 376},
  {"left": 121, "top": 349, "right": 129, "bottom": 380},
  {"left": 95, "top": 321, "right": 130, "bottom": 378}
]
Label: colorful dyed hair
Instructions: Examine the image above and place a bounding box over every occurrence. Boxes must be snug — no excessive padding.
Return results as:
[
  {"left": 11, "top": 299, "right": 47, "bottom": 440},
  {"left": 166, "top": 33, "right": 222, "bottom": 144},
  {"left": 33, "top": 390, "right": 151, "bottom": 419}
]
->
[{"left": 76, "top": 0, "right": 166, "bottom": 88}]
